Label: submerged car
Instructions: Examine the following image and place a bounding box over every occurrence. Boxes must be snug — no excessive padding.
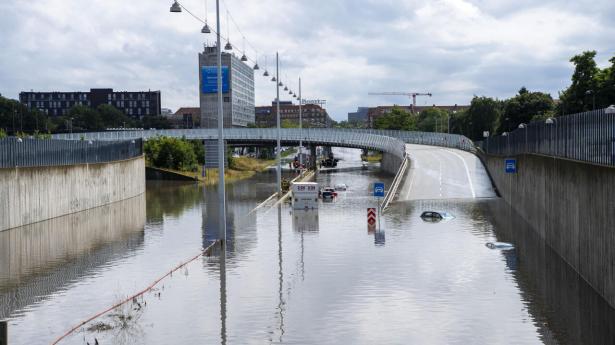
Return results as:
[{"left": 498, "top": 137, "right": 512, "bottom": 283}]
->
[
  {"left": 420, "top": 211, "right": 444, "bottom": 221},
  {"left": 485, "top": 242, "right": 514, "bottom": 250},
  {"left": 334, "top": 183, "right": 348, "bottom": 191},
  {"left": 319, "top": 187, "right": 338, "bottom": 199}
]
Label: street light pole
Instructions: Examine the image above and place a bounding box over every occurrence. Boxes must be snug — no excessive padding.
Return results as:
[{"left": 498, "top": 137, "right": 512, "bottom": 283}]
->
[
  {"left": 276, "top": 52, "right": 281, "bottom": 195},
  {"left": 298, "top": 77, "right": 302, "bottom": 169},
  {"left": 215, "top": 0, "right": 227, "bottom": 243}
]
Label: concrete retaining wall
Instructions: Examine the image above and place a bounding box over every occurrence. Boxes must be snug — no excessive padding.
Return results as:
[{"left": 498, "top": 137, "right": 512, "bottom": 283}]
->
[
  {"left": 482, "top": 153, "right": 615, "bottom": 307},
  {"left": 381, "top": 152, "right": 403, "bottom": 175},
  {"left": 0, "top": 156, "right": 145, "bottom": 231}
]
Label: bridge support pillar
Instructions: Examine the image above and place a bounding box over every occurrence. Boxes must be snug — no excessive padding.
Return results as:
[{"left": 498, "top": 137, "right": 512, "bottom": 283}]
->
[
  {"left": 309, "top": 145, "right": 317, "bottom": 170},
  {"left": 381, "top": 152, "right": 402, "bottom": 175}
]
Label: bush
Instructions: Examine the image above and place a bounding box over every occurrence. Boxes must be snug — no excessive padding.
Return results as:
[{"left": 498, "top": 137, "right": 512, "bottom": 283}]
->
[{"left": 144, "top": 136, "right": 198, "bottom": 171}]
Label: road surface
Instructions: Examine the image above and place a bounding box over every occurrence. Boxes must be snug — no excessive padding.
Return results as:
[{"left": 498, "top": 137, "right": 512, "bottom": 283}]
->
[{"left": 398, "top": 144, "right": 496, "bottom": 201}]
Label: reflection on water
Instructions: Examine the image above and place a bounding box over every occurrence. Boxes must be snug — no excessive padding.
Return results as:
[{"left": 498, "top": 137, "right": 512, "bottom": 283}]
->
[
  {"left": 485, "top": 199, "right": 615, "bottom": 345},
  {"left": 4, "top": 151, "right": 615, "bottom": 344},
  {"left": 0, "top": 194, "right": 146, "bottom": 319}
]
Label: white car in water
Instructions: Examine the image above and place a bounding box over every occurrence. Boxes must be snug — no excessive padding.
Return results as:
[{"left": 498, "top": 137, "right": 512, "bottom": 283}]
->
[{"left": 334, "top": 183, "right": 348, "bottom": 191}]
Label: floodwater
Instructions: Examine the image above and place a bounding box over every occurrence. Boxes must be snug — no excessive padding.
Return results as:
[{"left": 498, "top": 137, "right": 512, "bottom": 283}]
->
[{"left": 1, "top": 148, "right": 614, "bottom": 344}]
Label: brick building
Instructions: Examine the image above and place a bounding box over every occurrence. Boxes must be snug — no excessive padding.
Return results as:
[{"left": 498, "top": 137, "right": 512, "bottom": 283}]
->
[{"left": 255, "top": 101, "right": 332, "bottom": 128}]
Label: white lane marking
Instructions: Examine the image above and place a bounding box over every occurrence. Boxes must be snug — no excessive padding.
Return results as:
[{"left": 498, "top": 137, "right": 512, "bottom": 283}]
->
[
  {"left": 438, "top": 156, "right": 443, "bottom": 197},
  {"left": 443, "top": 149, "right": 476, "bottom": 198}
]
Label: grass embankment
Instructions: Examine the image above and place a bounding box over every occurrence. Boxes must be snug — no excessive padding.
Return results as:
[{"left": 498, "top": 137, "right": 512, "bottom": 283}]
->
[
  {"left": 157, "top": 156, "right": 275, "bottom": 185},
  {"left": 361, "top": 152, "right": 382, "bottom": 162}
]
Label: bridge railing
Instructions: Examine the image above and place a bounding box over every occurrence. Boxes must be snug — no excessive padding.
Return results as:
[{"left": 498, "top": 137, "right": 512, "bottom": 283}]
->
[
  {"left": 477, "top": 108, "right": 615, "bottom": 166},
  {"left": 0, "top": 138, "right": 143, "bottom": 168},
  {"left": 52, "top": 128, "right": 474, "bottom": 157}
]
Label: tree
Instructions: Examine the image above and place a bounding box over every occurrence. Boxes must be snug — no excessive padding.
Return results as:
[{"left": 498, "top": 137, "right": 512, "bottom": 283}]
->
[
  {"left": 97, "top": 104, "right": 135, "bottom": 129},
  {"left": 373, "top": 106, "right": 417, "bottom": 131},
  {"left": 465, "top": 96, "right": 502, "bottom": 141},
  {"left": 281, "top": 119, "right": 299, "bottom": 128},
  {"left": 144, "top": 136, "right": 197, "bottom": 171},
  {"left": 497, "top": 87, "right": 554, "bottom": 133},
  {"left": 417, "top": 107, "right": 448, "bottom": 132},
  {"left": 140, "top": 115, "right": 172, "bottom": 129},
  {"left": 558, "top": 51, "right": 600, "bottom": 114}
]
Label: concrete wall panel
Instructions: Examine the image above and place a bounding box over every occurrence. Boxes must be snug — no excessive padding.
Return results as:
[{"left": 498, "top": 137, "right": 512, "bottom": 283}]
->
[
  {"left": 0, "top": 156, "right": 144, "bottom": 231},
  {"left": 483, "top": 153, "right": 615, "bottom": 307}
]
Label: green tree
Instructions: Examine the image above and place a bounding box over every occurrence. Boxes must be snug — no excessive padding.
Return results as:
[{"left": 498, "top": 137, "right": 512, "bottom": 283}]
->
[
  {"left": 465, "top": 96, "right": 502, "bottom": 141},
  {"left": 373, "top": 106, "right": 417, "bottom": 131},
  {"left": 497, "top": 87, "right": 554, "bottom": 133},
  {"left": 0, "top": 128, "right": 6, "bottom": 139},
  {"left": 417, "top": 107, "right": 448, "bottom": 132},
  {"left": 140, "top": 115, "right": 172, "bottom": 129},
  {"left": 97, "top": 104, "right": 136, "bottom": 129},
  {"left": 558, "top": 51, "right": 600, "bottom": 114},
  {"left": 281, "top": 119, "right": 299, "bottom": 128},
  {"left": 144, "top": 136, "right": 197, "bottom": 171}
]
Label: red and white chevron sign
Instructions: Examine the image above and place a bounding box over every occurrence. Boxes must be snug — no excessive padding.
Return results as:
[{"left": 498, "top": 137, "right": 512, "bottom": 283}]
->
[{"left": 367, "top": 208, "right": 377, "bottom": 225}]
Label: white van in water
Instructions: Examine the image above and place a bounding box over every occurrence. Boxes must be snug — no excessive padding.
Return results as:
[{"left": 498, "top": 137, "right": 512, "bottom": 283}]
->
[{"left": 291, "top": 182, "right": 319, "bottom": 210}]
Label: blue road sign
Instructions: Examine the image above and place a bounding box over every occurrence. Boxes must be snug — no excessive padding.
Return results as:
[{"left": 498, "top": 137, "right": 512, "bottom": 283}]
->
[
  {"left": 505, "top": 158, "right": 517, "bottom": 173},
  {"left": 374, "top": 182, "right": 385, "bottom": 197}
]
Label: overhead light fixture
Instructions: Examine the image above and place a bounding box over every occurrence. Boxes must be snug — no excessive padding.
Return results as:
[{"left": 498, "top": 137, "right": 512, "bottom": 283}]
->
[
  {"left": 201, "top": 24, "right": 211, "bottom": 34},
  {"left": 253, "top": 63, "right": 260, "bottom": 70},
  {"left": 279, "top": 82, "right": 283, "bottom": 87},
  {"left": 264, "top": 70, "right": 270, "bottom": 77},
  {"left": 170, "top": 0, "right": 182, "bottom": 12},
  {"left": 224, "top": 41, "right": 233, "bottom": 50},
  {"left": 241, "top": 54, "right": 248, "bottom": 62},
  {"left": 272, "top": 76, "right": 276, "bottom": 82}
]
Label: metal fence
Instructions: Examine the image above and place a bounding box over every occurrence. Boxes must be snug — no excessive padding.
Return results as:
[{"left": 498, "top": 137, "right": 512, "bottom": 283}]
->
[
  {"left": 477, "top": 108, "right": 615, "bottom": 166},
  {"left": 52, "top": 128, "right": 476, "bottom": 159},
  {"left": 0, "top": 138, "right": 143, "bottom": 168}
]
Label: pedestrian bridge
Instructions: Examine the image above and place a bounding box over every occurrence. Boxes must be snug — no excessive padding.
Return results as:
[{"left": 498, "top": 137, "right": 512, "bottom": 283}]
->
[{"left": 53, "top": 128, "right": 475, "bottom": 162}]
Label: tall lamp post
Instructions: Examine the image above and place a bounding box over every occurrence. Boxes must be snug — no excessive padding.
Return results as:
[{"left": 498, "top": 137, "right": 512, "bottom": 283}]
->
[
  {"left": 586, "top": 90, "right": 595, "bottom": 111},
  {"left": 171, "top": 0, "right": 227, "bottom": 243},
  {"left": 298, "top": 77, "right": 303, "bottom": 169},
  {"left": 546, "top": 117, "right": 557, "bottom": 156},
  {"left": 276, "top": 53, "right": 281, "bottom": 195},
  {"left": 518, "top": 123, "right": 527, "bottom": 153}
]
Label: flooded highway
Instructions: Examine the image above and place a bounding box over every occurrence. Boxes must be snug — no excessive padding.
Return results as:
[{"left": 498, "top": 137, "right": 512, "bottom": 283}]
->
[{"left": 1, "top": 148, "right": 614, "bottom": 344}]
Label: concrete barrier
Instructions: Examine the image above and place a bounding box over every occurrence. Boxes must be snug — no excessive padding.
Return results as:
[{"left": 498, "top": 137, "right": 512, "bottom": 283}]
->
[
  {"left": 481, "top": 153, "right": 615, "bottom": 308},
  {"left": 0, "top": 156, "right": 145, "bottom": 231}
]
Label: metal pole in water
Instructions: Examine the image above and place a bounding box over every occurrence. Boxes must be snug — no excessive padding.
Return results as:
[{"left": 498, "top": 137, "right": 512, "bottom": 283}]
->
[
  {"left": 276, "top": 52, "right": 281, "bottom": 195},
  {"left": 216, "top": 0, "right": 227, "bottom": 243},
  {"left": 299, "top": 77, "right": 303, "bottom": 169}
]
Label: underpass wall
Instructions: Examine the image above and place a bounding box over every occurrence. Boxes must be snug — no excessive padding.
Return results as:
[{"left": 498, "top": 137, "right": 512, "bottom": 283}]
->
[
  {"left": 482, "top": 153, "right": 615, "bottom": 307},
  {"left": 381, "top": 152, "right": 403, "bottom": 175},
  {"left": 0, "top": 156, "right": 145, "bottom": 231}
]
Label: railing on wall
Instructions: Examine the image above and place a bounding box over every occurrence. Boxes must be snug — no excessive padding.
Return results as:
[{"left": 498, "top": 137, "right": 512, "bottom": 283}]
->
[
  {"left": 477, "top": 108, "right": 615, "bottom": 167},
  {"left": 0, "top": 138, "right": 143, "bottom": 168},
  {"left": 52, "top": 128, "right": 476, "bottom": 160}
]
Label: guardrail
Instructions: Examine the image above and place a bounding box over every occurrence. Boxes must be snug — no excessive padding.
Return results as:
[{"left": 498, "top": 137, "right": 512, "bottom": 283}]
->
[
  {"left": 0, "top": 138, "right": 143, "bottom": 168},
  {"left": 52, "top": 128, "right": 476, "bottom": 159},
  {"left": 382, "top": 153, "right": 409, "bottom": 210},
  {"left": 477, "top": 107, "right": 615, "bottom": 167}
]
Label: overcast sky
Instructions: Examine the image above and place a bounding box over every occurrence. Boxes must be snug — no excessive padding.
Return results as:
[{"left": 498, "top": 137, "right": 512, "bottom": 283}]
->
[{"left": 1, "top": 0, "right": 614, "bottom": 120}]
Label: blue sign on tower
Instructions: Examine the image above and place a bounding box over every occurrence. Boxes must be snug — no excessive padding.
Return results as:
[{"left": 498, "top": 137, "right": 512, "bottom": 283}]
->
[
  {"left": 373, "top": 182, "right": 385, "bottom": 197},
  {"left": 505, "top": 158, "right": 517, "bottom": 173},
  {"left": 201, "top": 66, "right": 229, "bottom": 93}
]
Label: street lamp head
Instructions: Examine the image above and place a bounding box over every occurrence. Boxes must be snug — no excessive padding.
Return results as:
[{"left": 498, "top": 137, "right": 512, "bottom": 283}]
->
[
  {"left": 253, "top": 63, "right": 260, "bottom": 70},
  {"left": 585, "top": 90, "right": 593, "bottom": 95},
  {"left": 278, "top": 82, "right": 283, "bottom": 87},
  {"left": 518, "top": 123, "right": 527, "bottom": 129},
  {"left": 263, "top": 70, "right": 269, "bottom": 77},
  {"left": 17, "top": 138, "right": 23, "bottom": 143},
  {"left": 545, "top": 117, "right": 556, "bottom": 125},
  {"left": 605, "top": 105, "right": 615, "bottom": 114},
  {"left": 240, "top": 54, "right": 248, "bottom": 62},
  {"left": 284, "top": 86, "right": 288, "bottom": 91},
  {"left": 271, "top": 76, "right": 276, "bottom": 82},
  {"left": 201, "top": 24, "right": 211, "bottom": 34},
  {"left": 224, "top": 41, "right": 233, "bottom": 50},
  {"left": 502, "top": 132, "right": 508, "bottom": 136},
  {"left": 170, "top": 0, "right": 182, "bottom": 12}
]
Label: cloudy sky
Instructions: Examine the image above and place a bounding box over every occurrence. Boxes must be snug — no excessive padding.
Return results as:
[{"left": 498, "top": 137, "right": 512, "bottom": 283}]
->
[{"left": 1, "top": 0, "right": 614, "bottom": 120}]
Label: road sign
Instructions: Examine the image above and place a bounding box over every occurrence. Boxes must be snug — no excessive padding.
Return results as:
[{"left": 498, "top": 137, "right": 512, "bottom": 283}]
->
[
  {"left": 367, "top": 208, "right": 376, "bottom": 226},
  {"left": 373, "top": 182, "right": 385, "bottom": 197},
  {"left": 505, "top": 158, "right": 517, "bottom": 173}
]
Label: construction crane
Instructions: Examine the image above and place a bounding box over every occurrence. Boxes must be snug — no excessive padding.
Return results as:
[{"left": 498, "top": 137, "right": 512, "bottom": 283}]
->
[{"left": 368, "top": 92, "right": 432, "bottom": 107}]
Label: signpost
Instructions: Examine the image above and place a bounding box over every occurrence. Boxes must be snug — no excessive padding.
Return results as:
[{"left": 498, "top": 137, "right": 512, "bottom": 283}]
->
[
  {"left": 505, "top": 158, "right": 517, "bottom": 173},
  {"left": 372, "top": 182, "right": 385, "bottom": 231}
]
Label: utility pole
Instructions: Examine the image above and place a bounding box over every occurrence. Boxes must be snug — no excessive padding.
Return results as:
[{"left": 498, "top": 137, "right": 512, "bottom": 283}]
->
[
  {"left": 215, "top": 0, "right": 227, "bottom": 243},
  {"left": 276, "top": 52, "right": 281, "bottom": 195},
  {"left": 298, "top": 77, "right": 303, "bottom": 168}
]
